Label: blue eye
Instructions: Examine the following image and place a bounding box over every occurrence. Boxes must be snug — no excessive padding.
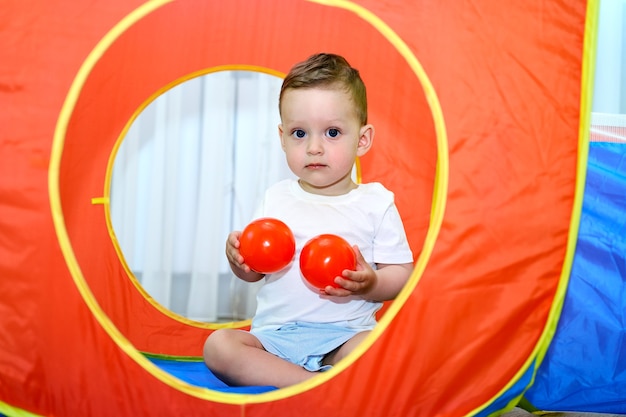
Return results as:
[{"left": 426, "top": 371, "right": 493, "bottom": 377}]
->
[
  {"left": 327, "top": 128, "right": 340, "bottom": 138},
  {"left": 293, "top": 129, "right": 306, "bottom": 139}
]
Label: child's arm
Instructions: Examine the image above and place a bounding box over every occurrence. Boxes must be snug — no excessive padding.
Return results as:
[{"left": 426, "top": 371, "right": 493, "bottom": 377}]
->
[
  {"left": 324, "top": 245, "right": 413, "bottom": 301},
  {"left": 225, "top": 231, "right": 265, "bottom": 282}
]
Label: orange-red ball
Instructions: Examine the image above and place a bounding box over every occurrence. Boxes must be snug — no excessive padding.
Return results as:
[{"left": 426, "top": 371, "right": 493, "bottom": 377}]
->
[
  {"left": 239, "top": 218, "right": 295, "bottom": 273},
  {"left": 300, "top": 234, "right": 356, "bottom": 290}
]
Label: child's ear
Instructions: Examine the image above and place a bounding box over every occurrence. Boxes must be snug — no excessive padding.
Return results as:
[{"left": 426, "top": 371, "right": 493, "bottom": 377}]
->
[
  {"left": 278, "top": 124, "right": 286, "bottom": 151},
  {"left": 356, "top": 124, "right": 374, "bottom": 157}
]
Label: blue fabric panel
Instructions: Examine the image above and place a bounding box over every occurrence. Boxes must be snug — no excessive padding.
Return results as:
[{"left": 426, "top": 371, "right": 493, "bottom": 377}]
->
[
  {"left": 147, "top": 356, "right": 277, "bottom": 394},
  {"left": 525, "top": 142, "right": 626, "bottom": 413}
]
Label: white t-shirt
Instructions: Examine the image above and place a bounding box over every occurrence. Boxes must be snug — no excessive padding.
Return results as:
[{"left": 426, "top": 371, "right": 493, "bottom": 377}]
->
[{"left": 250, "top": 179, "right": 413, "bottom": 331}]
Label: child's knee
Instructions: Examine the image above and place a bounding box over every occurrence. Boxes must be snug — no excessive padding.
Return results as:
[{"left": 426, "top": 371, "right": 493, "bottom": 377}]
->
[
  {"left": 205, "top": 328, "right": 228, "bottom": 347},
  {"left": 204, "top": 329, "right": 260, "bottom": 378},
  {"left": 203, "top": 330, "right": 231, "bottom": 366}
]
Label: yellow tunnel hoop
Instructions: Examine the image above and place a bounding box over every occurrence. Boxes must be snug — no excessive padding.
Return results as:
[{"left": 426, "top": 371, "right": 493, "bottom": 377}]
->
[
  {"left": 49, "top": 0, "right": 448, "bottom": 406},
  {"left": 100, "top": 65, "right": 288, "bottom": 332}
]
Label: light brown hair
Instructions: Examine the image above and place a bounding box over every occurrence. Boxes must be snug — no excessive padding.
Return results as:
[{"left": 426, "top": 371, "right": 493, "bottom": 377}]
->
[{"left": 279, "top": 53, "right": 368, "bottom": 125}]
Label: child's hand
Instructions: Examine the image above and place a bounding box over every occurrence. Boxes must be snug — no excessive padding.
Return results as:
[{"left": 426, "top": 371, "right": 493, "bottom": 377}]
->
[
  {"left": 225, "top": 231, "right": 247, "bottom": 270},
  {"left": 323, "top": 245, "right": 377, "bottom": 297},
  {"left": 225, "top": 231, "right": 264, "bottom": 281}
]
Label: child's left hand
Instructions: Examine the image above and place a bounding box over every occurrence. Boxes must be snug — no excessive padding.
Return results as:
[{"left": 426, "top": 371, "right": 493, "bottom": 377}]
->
[{"left": 323, "top": 245, "right": 377, "bottom": 297}]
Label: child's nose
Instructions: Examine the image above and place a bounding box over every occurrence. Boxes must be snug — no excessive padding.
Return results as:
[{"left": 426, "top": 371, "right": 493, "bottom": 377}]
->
[{"left": 306, "top": 136, "right": 324, "bottom": 155}]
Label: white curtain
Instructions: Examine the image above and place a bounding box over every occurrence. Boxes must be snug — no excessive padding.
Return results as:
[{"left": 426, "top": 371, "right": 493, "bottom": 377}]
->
[
  {"left": 592, "top": 0, "right": 625, "bottom": 114},
  {"left": 590, "top": 1, "right": 626, "bottom": 138},
  {"left": 110, "top": 71, "right": 294, "bottom": 322}
]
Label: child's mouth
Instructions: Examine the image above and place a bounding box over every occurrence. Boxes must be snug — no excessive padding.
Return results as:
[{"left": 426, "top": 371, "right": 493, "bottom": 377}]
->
[{"left": 306, "top": 164, "right": 326, "bottom": 169}]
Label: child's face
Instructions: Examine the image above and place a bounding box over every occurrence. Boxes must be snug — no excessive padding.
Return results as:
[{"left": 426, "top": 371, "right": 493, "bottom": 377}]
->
[{"left": 278, "top": 87, "right": 373, "bottom": 196}]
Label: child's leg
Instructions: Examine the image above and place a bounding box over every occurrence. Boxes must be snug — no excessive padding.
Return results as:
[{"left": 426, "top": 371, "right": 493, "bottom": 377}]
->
[
  {"left": 322, "top": 330, "right": 370, "bottom": 366},
  {"left": 203, "top": 328, "right": 315, "bottom": 388}
]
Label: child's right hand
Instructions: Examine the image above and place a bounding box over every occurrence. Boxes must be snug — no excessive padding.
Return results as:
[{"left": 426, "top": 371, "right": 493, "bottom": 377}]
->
[
  {"left": 225, "top": 231, "right": 265, "bottom": 281},
  {"left": 225, "top": 231, "right": 247, "bottom": 271}
]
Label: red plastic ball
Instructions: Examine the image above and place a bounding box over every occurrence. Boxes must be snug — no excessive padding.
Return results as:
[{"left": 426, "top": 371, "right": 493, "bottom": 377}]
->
[
  {"left": 239, "top": 218, "right": 295, "bottom": 273},
  {"left": 300, "top": 234, "right": 356, "bottom": 290}
]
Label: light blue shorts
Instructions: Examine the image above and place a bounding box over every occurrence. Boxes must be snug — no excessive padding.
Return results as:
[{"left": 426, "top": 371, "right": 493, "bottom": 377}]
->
[{"left": 250, "top": 322, "right": 368, "bottom": 372}]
